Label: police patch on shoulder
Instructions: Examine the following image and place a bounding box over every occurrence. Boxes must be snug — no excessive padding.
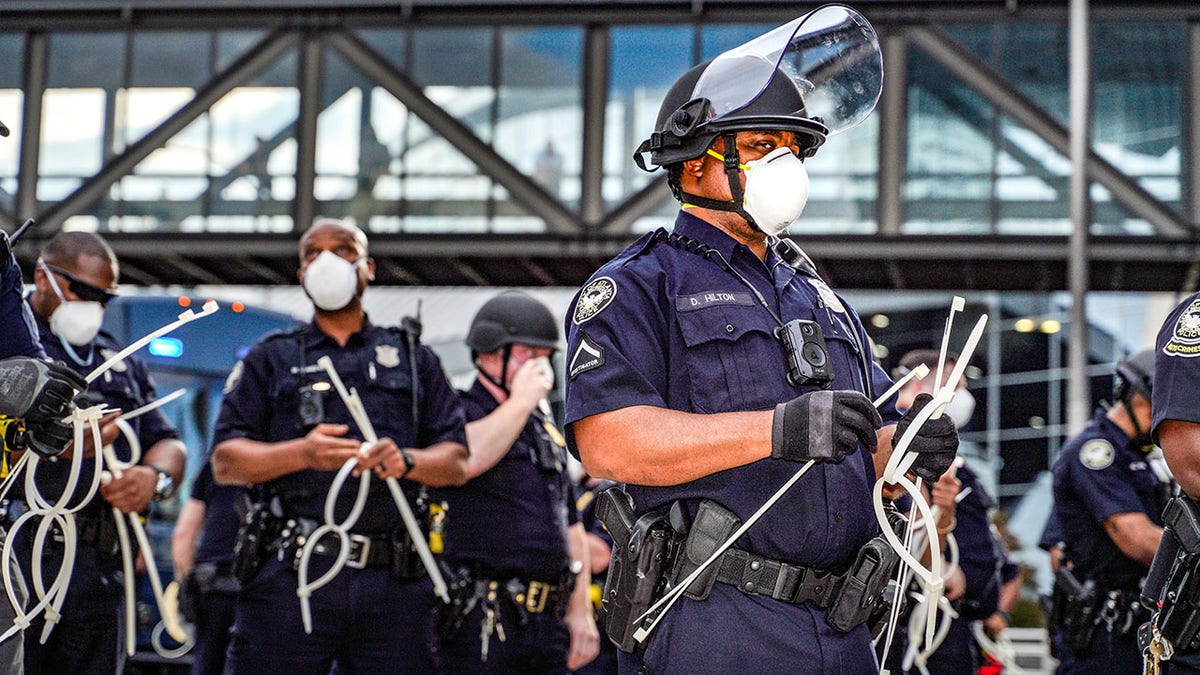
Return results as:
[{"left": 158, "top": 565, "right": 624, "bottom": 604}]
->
[
  {"left": 1163, "top": 297, "right": 1200, "bottom": 358},
  {"left": 807, "top": 278, "right": 845, "bottom": 313},
  {"left": 1079, "top": 438, "right": 1115, "bottom": 471},
  {"left": 573, "top": 277, "right": 616, "bottom": 325},
  {"left": 568, "top": 333, "right": 605, "bottom": 380},
  {"left": 99, "top": 348, "right": 127, "bottom": 372},
  {"left": 223, "top": 360, "right": 244, "bottom": 394}
]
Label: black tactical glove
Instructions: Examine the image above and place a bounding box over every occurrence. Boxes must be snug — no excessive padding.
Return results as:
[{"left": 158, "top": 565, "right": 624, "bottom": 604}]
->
[
  {"left": 893, "top": 392, "right": 959, "bottom": 483},
  {"left": 0, "top": 357, "right": 86, "bottom": 422},
  {"left": 771, "top": 390, "right": 882, "bottom": 463},
  {"left": 24, "top": 418, "right": 74, "bottom": 458}
]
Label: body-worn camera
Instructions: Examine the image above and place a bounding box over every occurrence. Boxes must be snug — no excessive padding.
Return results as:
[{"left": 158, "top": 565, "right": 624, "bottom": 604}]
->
[
  {"left": 298, "top": 383, "right": 326, "bottom": 429},
  {"left": 775, "top": 319, "right": 833, "bottom": 388}
]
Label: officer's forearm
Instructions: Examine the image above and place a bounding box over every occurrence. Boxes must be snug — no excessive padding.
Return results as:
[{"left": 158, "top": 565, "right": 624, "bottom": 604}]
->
[
  {"left": 171, "top": 498, "right": 205, "bottom": 577},
  {"left": 212, "top": 437, "right": 311, "bottom": 485},
  {"left": 143, "top": 438, "right": 185, "bottom": 482},
  {"left": 998, "top": 574, "right": 1021, "bottom": 613},
  {"left": 1160, "top": 420, "right": 1200, "bottom": 499},
  {"left": 567, "top": 523, "right": 592, "bottom": 617},
  {"left": 404, "top": 441, "right": 468, "bottom": 487},
  {"left": 1104, "top": 511, "right": 1163, "bottom": 567},
  {"left": 572, "top": 405, "right": 772, "bottom": 486},
  {"left": 463, "top": 400, "right": 535, "bottom": 479}
]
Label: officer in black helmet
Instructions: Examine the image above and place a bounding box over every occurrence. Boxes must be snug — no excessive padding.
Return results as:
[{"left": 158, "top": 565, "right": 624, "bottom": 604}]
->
[
  {"left": 563, "top": 8, "right": 958, "bottom": 674},
  {"left": 438, "top": 291, "right": 599, "bottom": 673},
  {"left": 1050, "top": 349, "right": 1170, "bottom": 673}
]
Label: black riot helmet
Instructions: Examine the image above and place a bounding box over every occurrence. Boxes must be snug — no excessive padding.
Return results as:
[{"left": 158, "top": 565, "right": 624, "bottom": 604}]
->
[
  {"left": 634, "top": 60, "right": 828, "bottom": 173},
  {"left": 466, "top": 291, "right": 559, "bottom": 356},
  {"left": 1114, "top": 349, "right": 1155, "bottom": 403}
]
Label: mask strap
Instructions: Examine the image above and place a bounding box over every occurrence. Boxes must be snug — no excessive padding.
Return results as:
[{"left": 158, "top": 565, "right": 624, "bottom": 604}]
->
[
  {"left": 38, "top": 259, "right": 69, "bottom": 304},
  {"left": 477, "top": 345, "right": 513, "bottom": 396},
  {"left": 686, "top": 135, "right": 763, "bottom": 233}
]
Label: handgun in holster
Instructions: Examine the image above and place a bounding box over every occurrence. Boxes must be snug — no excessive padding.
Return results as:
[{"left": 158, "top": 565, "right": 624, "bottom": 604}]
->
[
  {"left": 1152, "top": 496, "right": 1200, "bottom": 653},
  {"left": 232, "top": 492, "right": 279, "bottom": 585},
  {"left": 1053, "top": 566, "right": 1100, "bottom": 652},
  {"left": 594, "top": 486, "right": 678, "bottom": 653}
]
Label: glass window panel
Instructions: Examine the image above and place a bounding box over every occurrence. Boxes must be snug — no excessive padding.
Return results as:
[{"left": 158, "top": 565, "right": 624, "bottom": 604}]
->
[
  {"left": 0, "top": 34, "right": 23, "bottom": 89},
  {"left": 410, "top": 28, "right": 494, "bottom": 143},
  {"left": 39, "top": 88, "right": 107, "bottom": 180},
  {"left": 495, "top": 27, "right": 582, "bottom": 208},
  {"left": 216, "top": 30, "right": 267, "bottom": 72},
  {"left": 132, "top": 31, "right": 212, "bottom": 88},
  {"left": 607, "top": 26, "right": 694, "bottom": 205},
  {"left": 47, "top": 33, "right": 126, "bottom": 90},
  {"left": 944, "top": 23, "right": 1069, "bottom": 128},
  {"left": 114, "top": 87, "right": 196, "bottom": 153},
  {"left": 700, "top": 23, "right": 775, "bottom": 60},
  {"left": 356, "top": 28, "right": 408, "bottom": 72}
]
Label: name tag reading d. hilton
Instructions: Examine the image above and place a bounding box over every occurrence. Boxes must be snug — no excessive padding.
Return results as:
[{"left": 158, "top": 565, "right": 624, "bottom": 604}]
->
[{"left": 675, "top": 291, "right": 754, "bottom": 312}]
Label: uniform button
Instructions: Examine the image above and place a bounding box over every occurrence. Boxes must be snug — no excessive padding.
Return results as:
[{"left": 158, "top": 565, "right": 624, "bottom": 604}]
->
[
  {"left": 834, "top": 512, "right": 843, "bottom": 522},
  {"left": 750, "top": 560, "right": 761, "bottom": 571},
  {"left": 743, "top": 582, "right": 755, "bottom": 592},
  {"left": 725, "top": 324, "right": 735, "bottom": 333}
]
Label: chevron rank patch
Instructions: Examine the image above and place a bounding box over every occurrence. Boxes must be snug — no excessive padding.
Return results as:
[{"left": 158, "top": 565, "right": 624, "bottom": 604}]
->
[{"left": 568, "top": 333, "right": 605, "bottom": 380}]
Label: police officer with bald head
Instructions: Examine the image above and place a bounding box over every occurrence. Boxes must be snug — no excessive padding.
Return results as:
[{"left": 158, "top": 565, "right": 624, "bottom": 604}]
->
[
  {"left": 212, "top": 218, "right": 469, "bottom": 673},
  {"left": 438, "top": 291, "right": 599, "bottom": 673},
  {"left": 563, "top": 9, "right": 958, "bottom": 673}
]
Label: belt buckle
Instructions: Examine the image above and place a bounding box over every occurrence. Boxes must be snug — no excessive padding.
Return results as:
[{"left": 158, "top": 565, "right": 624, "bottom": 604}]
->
[
  {"left": 346, "top": 534, "right": 371, "bottom": 569},
  {"left": 525, "top": 581, "right": 550, "bottom": 614}
]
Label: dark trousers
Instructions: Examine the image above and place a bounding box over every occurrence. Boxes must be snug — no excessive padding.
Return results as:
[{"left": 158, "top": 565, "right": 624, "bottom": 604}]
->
[
  {"left": 621, "top": 583, "right": 878, "bottom": 675},
  {"left": 1055, "top": 626, "right": 1144, "bottom": 675},
  {"left": 191, "top": 590, "right": 237, "bottom": 675},
  {"left": 224, "top": 557, "right": 439, "bottom": 675},
  {"left": 19, "top": 542, "right": 124, "bottom": 675},
  {"left": 440, "top": 600, "right": 569, "bottom": 674}
]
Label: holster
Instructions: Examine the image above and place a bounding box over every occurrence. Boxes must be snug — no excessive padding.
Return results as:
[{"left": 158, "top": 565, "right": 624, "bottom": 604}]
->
[
  {"left": 826, "top": 532, "right": 902, "bottom": 633},
  {"left": 595, "top": 487, "right": 679, "bottom": 653},
  {"left": 435, "top": 565, "right": 477, "bottom": 641},
  {"left": 232, "top": 493, "right": 279, "bottom": 585},
  {"left": 1053, "top": 566, "right": 1101, "bottom": 652},
  {"left": 669, "top": 499, "right": 741, "bottom": 601},
  {"left": 1152, "top": 496, "right": 1200, "bottom": 652}
]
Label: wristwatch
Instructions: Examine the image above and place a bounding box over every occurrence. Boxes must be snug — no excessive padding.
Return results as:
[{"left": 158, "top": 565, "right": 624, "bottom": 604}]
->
[
  {"left": 398, "top": 448, "right": 416, "bottom": 478},
  {"left": 150, "top": 465, "right": 176, "bottom": 502}
]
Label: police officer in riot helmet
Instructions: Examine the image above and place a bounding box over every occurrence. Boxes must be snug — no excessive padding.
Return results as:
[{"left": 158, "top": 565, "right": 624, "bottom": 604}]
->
[
  {"left": 1049, "top": 349, "right": 1169, "bottom": 674},
  {"left": 438, "top": 291, "right": 599, "bottom": 672},
  {"left": 1141, "top": 294, "right": 1200, "bottom": 673},
  {"left": 564, "top": 9, "right": 958, "bottom": 673}
]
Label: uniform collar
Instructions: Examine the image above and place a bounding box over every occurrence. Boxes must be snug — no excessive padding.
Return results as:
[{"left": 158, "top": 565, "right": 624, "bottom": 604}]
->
[
  {"left": 672, "top": 210, "right": 750, "bottom": 264},
  {"left": 302, "top": 314, "right": 376, "bottom": 348}
]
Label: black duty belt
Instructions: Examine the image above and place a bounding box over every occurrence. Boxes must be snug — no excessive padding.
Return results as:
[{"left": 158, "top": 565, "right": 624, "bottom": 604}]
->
[
  {"left": 714, "top": 548, "right": 844, "bottom": 609},
  {"left": 301, "top": 531, "right": 396, "bottom": 570},
  {"left": 472, "top": 578, "right": 563, "bottom": 615}
]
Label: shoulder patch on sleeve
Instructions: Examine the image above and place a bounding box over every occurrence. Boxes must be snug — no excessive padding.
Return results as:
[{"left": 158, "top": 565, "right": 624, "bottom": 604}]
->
[
  {"left": 568, "top": 333, "right": 605, "bottom": 380},
  {"left": 573, "top": 277, "right": 616, "bottom": 325},
  {"left": 1079, "top": 438, "right": 1115, "bottom": 471},
  {"left": 223, "top": 360, "right": 244, "bottom": 394},
  {"left": 1164, "top": 297, "right": 1200, "bottom": 358}
]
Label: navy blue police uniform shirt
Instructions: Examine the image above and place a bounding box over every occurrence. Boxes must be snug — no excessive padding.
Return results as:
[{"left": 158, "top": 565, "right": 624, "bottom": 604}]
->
[
  {"left": 26, "top": 303, "right": 179, "bottom": 516},
  {"left": 1154, "top": 291, "right": 1200, "bottom": 441},
  {"left": 1052, "top": 409, "right": 1167, "bottom": 585},
  {"left": 0, "top": 254, "right": 44, "bottom": 359},
  {"left": 951, "top": 465, "right": 1004, "bottom": 619},
  {"left": 212, "top": 318, "right": 467, "bottom": 534},
  {"left": 192, "top": 460, "right": 244, "bottom": 567},
  {"left": 563, "top": 211, "right": 901, "bottom": 569},
  {"left": 438, "top": 379, "right": 578, "bottom": 581}
]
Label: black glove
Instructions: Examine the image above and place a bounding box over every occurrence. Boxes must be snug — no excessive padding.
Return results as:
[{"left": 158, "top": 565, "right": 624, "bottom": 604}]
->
[
  {"left": 771, "top": 390, "right": 882, "bottom": 463},
  {"left": 24, "top": 418, "right": 74, "bottom": 458},
  {"left": 0, "top": 357, "right": 86, "bottom": 422},
  {"left": 893, "top": 392, "right": 959, "bottom": 483}
]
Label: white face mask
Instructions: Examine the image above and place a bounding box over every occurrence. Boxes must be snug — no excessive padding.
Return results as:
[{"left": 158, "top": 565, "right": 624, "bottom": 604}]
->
[
  {"left": 944, "top": 389, "right": 976, "bottom": 429},
  {"left": 41, "top": 261, "right": 105, "bottom": 346},
  {"left": 303, "top": 251, "right": 362, "bottom": 311},
  {"left": 742, "top": 146, "right": 811, "bottom": 236}
]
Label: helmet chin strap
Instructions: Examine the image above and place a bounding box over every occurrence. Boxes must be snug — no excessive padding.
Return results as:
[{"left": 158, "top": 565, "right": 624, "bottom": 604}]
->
[
  {"left": 679, "top": 133, "right": 766, "bottom": 234},
  {"left": 478, "top": 344, "right": 513, "bottom": 395}
]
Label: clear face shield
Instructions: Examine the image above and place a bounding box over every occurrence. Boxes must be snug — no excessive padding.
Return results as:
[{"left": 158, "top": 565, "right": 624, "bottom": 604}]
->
[{"left": 691, "top": 4, "right": 883, "bottom": 136}]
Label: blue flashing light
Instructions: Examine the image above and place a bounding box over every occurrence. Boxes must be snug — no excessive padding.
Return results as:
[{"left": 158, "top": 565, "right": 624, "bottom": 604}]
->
[{"left": 148, "top": 337, "right": 184, "bottom": 358}]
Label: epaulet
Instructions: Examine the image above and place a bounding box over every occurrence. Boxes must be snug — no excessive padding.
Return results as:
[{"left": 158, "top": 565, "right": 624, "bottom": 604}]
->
[
  {"left": 259, "top": 323, "right": 306, "bottom": 344},
  {"left": 617, "top": 228, "right": 668, "bottom": 266}
]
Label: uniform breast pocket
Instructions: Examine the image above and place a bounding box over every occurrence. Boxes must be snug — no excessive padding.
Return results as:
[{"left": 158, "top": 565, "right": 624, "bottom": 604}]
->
[
  {"left": 267, "top": 374, "right": 305, "bottom": 437},
  {"left": 807, "top": 310, "right": 865, "bottom": 391},
  {"left": 362, "top": 371, "right": 415, "bottom": 432},
  {"left": 676, "top": 306, "right": 782, "bottom": 413}
]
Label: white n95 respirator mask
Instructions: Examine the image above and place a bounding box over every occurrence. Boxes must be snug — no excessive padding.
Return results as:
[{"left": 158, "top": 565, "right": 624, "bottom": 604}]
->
[
  {"left": 303, "top": 251, "right": 362, "bottom": 311},
  {"left": 742, "top": 147, "right": 811, "bottom": 236},
  {"left": 40, "top": 260, "right": 104, "bottom": 346}
]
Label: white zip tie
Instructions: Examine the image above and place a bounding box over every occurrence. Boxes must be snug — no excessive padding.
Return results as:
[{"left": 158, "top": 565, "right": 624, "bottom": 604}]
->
[{"left": 85, "top": 301, "right": 218, "bottom": 385}]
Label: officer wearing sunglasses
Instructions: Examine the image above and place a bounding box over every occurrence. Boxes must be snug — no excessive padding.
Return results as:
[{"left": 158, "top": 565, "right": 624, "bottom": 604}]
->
[{"left": 17, "top": 231, "right": 184, "bottom": 675}]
